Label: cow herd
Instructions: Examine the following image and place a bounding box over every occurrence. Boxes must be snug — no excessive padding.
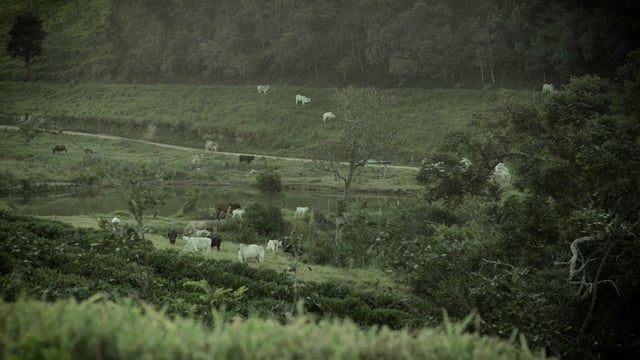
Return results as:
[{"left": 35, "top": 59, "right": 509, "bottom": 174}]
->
[
  {"left": 256, "top": 84, "right": 338, "bottom": 123},
  {"left": 165, "top": 205, "right": 310, "bottom": 264}
]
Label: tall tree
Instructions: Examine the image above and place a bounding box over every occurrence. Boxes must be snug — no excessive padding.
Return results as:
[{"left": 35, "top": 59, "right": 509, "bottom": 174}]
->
[
  {"left": 314, "top": 86, "right": 399, "bottom": 265},
  {"left": 6, "top": 14, "right": 44, "bottom": 80}
]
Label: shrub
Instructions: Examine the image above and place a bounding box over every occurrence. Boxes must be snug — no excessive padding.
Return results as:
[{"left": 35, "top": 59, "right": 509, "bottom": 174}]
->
[
  {"left": 0, "top": 298, "right": 550, "bottom": 360},
  {"left": 255, "top": 171, "right": 282, "bottom": 195},
  {"left": 244, "top": 203, "right": 286, "bottom": 237}
]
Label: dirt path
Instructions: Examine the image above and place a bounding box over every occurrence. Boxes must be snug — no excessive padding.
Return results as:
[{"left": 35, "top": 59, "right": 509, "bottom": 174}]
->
[{"left": 1, "top": 125, "right": 419, "bottom": 171}]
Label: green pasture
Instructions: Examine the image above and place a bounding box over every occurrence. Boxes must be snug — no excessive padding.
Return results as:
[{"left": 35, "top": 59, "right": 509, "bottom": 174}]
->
[
  {"left": 0, "top": 129, "right": 421, "bottom": 192},
  {"left": 0, "top": 81, "right": 544, "bottom": 163},
  {"left": 34, "top": 211, "right": 404, "bottom": 294}
]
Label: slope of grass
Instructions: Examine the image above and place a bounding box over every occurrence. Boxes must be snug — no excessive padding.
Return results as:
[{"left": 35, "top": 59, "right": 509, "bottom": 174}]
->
[{"left": 0, "top": 81, "right": 544, "bottom": 164}]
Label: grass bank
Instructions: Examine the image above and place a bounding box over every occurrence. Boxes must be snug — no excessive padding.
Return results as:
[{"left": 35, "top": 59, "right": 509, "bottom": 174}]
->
[{"left": 0, "top": 81, "right": 544, "bottom": 164}]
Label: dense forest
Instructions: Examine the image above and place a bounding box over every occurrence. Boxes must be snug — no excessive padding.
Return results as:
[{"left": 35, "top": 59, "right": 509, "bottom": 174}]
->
[{"left": 1, "top": 0, "right": 639, "bottom": 87}]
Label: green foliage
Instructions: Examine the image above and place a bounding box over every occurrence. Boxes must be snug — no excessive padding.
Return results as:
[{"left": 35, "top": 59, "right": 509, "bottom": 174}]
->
[
  {"left": 410, "top": 74, "right": 640, "bottom": 358},
  {"left": 183, "top": 280, "right": 248, "bottom": 325},
  {"left": 255, "top": 170, "right": 282, "bottom": 197},
  {"left": 0, "top": 297, "right": 550, "bottom": 360},
  {"left": 1, "top": 0, "right": 638, "bottom": 87},
  {"left": 542, "top": 75, "right": 613, "bottom": 128},
  {"left": 1, "top": 211, "right": 428, "bottom": 330},
  {"left": 244, "top": 203, "right": 286, "bottom": 237},
  {"left": 180, "top": 187, "right": 200, "bottom": 215},
  {"left": 302, "top": 230, "right": 334, "bottom": 265},
  {"left": 5, "top": 14, "right": 44, "bottom": 79},
  {"left": 342, "top": 209, "right": 383, "bottom": 268}
]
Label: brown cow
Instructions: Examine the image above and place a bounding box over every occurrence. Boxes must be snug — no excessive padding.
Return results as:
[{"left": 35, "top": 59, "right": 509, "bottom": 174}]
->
[
  {"left": 239, "top": 155, "right": 255, "bottom": 164},
  {"left": 214, "top": 203, "right": 241, "bottom": 220},
  {"left": 53, "top": 144, "right": 67, "bottom": 154}
]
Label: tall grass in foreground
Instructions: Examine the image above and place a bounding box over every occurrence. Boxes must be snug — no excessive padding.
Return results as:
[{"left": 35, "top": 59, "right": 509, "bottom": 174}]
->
[
  {"left": 0, "top": 296, "right": 550, "bottom": 360},
  {"left": 0, "top": 81, "right": 544, "bottom": 163}
]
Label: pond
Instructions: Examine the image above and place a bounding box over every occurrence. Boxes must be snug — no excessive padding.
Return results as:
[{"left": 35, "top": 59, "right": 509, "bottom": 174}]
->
[{"left": 0, "top": 185, "right": 413, "bottom": 217}]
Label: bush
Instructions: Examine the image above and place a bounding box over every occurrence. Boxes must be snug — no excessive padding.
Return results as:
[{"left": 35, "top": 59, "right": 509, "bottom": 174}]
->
[
  {"left": 255, "top": 171, "right": 282, "bottom": 195},
  {"left": 0, "top": 298, "right": 550, "bottom": 360},
  {"left": 244, "top": 203, "right": 286, "bottom": 237}
]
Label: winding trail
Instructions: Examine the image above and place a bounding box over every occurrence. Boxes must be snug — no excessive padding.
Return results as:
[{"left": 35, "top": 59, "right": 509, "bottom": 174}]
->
[{"left": 1, "top": 125, "right": 419, "bottom": 171}]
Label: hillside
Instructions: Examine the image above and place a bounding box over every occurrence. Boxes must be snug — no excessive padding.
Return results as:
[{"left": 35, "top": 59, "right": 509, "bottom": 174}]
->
[{"left": 0, "top": 81, "right": 541, "bottom": 165}]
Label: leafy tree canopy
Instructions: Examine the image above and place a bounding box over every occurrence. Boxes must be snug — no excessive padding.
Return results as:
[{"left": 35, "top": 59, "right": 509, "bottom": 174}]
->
[{"left": 6, "top": 14, "right": 45, "bottom": 79}]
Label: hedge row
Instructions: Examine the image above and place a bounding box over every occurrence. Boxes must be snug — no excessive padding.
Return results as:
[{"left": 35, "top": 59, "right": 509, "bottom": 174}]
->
[{"left": 0, "top": 297, "right": 550, "bottom": 360}]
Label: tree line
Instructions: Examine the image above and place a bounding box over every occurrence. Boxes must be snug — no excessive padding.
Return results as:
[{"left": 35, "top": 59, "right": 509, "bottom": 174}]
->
[{"left": 2, "top": 0, "right": 639, "bottom": 87}]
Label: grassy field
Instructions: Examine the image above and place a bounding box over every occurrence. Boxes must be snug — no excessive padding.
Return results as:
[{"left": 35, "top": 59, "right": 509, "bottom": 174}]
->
[
  {"left": 28, "top": 212, "right": 405, "bottom": 295},
  {"left": 0, "top": 127, "right": 416, "bottom": 293},
  {"left": 0, "top": 81, "right": 544, "bottom": 164},
  {"left": 0, "top": 129, "right": 422, "bottom": 192},
  {"left": 0, "top": 81, "right": 533, "bottom": 299}
]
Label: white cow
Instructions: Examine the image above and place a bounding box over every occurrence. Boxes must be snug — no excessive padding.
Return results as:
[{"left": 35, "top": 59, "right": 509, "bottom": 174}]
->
[
  {"left": 294, "top": 207, "right": 310, "bottom": 218},
  {"left": 232, "top": 209, "right": 245, "bottom": 219},
  {"left": 257, "top": 85, "right": 271, "bottom": 94},
  {"left": 266, "top": 239, "right": 283, "bottom": 254},
  {"left": 237, "top": 244, "right": 265, "bottom": 263},
  {"left": 205, "top": 140, "right": 219, "bottom": 152},
  {"left": 191, "top": 154, "right": 202, "bottom": 166},
  {"left": 542, "top": 83, "right": 554, "bottom": 93},
  {"left": 322, "top": 112, "right": 336, "bottom": 122},
  {"left": 182, "top": 236, "right": 212, "bottom": 253},
  {"left": 295, "top": 94, "right": 311, "bottom": 105},
  {"left": 111, "top": 216, "right": 121, "bottom": 231},
  {"left": 491, "top": 162, "right": 512, "bottom": 185}
]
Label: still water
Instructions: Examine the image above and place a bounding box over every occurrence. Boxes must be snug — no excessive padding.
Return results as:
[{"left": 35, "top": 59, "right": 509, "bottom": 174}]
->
[{"left": 1, "top": 185, "right": 411, "bottom": 217}]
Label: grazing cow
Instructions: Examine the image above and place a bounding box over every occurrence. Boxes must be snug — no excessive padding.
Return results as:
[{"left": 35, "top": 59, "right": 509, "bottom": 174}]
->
[
  {"left": 237, "top": 244, "right": 265, "bottom": 264},
  {"left": 542, "top": 83, "right": 554, "bottom": 93},
  {"left": 183, "top": 220, "right": 215, "bottom": 235},
  {"left": 53, "top": 145, "right": 67, "bottom": 154},
  {"left": 266, "top": 239, "right": 283, "bottom": 254},
  {"left": 210, "top": 234, "right": 222, "bottom": 251},
  {"left": 295, "top": 94, "right": 311, "bottom": 105},
  {"left": 232, "top": 209, "right": 245, "bottom": 219},
  {"left": 191, "top": 154, "right": 202, "bottom": 166},
  {"left": 214, "top": 203, "right": 242, "bottom": 219},
  {"left": 239, "top": 155, "right": 255, "bottom": 164},
  {"left": 167, "top": 229, "right": 178, "bottom": 244},
  {"left": 294, "top": 207, "right": 310, "bottom": 218},
  {"left": 322, "top": 112, "right": 336, "bottom": 122},
  {"left": 182, "top": 236, "right": 213, "bottom": 253},
  {"left": 257, "top": 85, "right": 271, "bottom": 94},
  {"left": 205, "top": 140, "right": 219, "bottom": 152},
  {"left": 111, "top": 216, "right": 121, "bottom": 231}
]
